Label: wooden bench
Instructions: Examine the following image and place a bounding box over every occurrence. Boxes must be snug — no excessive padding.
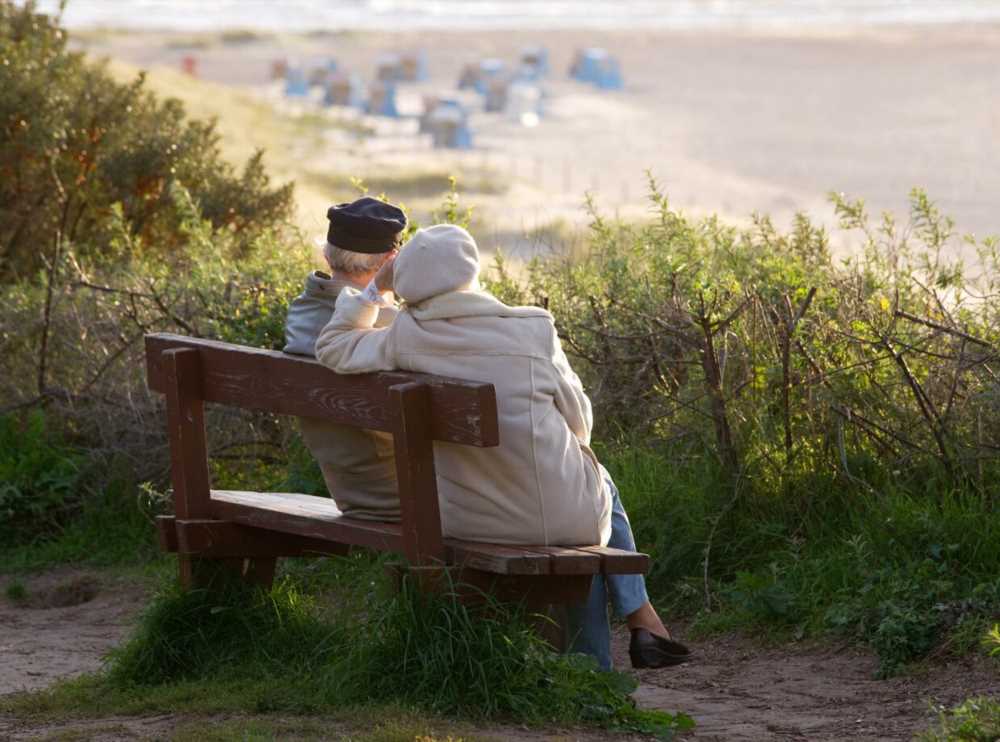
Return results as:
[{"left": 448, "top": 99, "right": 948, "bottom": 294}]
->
[{"left": 146, "top": 332, "right": 648, "bottom": 609}]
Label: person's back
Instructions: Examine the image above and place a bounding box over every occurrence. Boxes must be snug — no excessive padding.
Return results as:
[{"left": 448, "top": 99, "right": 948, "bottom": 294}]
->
[
  {"left": 315, "top": 224, "right": 612, "bottom": 546},
  {"left": 284, "top": 270, "right": 398, "bottom": 520},
  {"left": 282, "top": 197, "right": 406, "bottom": 521}
]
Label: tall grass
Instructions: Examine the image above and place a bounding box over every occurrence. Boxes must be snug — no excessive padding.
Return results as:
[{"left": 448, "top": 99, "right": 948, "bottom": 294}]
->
[
  {"left": 17, "top": 571, "right": 691, "bottom": 736},
  {"left": 600, "top": 442, "right": 1000, "bottom": 676}
]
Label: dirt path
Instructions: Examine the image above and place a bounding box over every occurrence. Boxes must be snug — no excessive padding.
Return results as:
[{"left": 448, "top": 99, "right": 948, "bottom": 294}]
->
[
  {"left": 0, "top": 568, "right": 146, "bottom": 695},
  {"left": 1, "top": 569, "right": 995, "bottom": 740},
  {"left": 614, "top": 629, "right": 997, "bottom": 741}
]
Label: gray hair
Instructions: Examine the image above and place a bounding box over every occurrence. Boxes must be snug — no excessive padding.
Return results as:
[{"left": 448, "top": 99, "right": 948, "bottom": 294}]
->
[{"left": 322, "top": 241, "right": 386, "bottom": 276}]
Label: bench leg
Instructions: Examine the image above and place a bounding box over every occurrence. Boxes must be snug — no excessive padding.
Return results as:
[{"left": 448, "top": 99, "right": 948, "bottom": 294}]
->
[
  {"left": 526, "top": 602, "right": 569, "bottom": 653},
  {"left": 386, "top": 563, "right": 581, "bottom": 652},
  {"left": 179, "top": 556, "right": 245, "bottom": 591},
  {"left": 178, "top": 556, "right": 277, "bottom": 591},
  {"left": 242, "top": 557, "right": 277, "bottom": 589}
]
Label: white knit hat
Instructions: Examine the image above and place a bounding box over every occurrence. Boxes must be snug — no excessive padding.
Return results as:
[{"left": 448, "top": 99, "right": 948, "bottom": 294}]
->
[{"left": 393, "top": 224, "right": 481, "bottom": 305}]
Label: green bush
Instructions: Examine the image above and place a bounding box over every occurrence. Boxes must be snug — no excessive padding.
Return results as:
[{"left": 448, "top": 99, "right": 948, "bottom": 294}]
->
[
  {"left": 0, "top": 1, "right": 294, "bottom": 282},
  {"left": 0, "top": 411, "right": 80, "bottom": 544},
  {"left": 598, "top": 440, "right": 1000, "bottom": 675},
  {"left": 486, "top": 181, "right": 1000, "bottom": 497},
  {"left": 920, "top": 697, "right": 1000, "bottom": 742},
  {"left": 486, "top": 188, "right": 1000, "bottom": 674}
]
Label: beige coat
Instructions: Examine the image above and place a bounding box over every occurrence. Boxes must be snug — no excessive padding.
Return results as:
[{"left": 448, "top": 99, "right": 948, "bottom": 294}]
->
[
  {"left": 283, "top": 272, "right": 399, "bottom": 520},
  {"left": 315, "top": 225, "right": 611, "bottom": 546}
]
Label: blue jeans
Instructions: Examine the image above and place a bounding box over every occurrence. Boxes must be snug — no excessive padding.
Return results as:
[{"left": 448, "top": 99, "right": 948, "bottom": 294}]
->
[{"left": 565, "top": 466, "right": 649, "bottom": 670}]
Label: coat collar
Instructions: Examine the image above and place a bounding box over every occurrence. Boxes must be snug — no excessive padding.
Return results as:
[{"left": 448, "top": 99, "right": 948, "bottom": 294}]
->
[{"left": 404, "top": 290, "right": 553, "bottom": 322}]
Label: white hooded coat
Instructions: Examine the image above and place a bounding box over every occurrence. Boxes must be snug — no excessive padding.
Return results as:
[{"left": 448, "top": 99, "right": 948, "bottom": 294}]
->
[{"left": 314, "top": 224, "right": 612, "bottom": 546}]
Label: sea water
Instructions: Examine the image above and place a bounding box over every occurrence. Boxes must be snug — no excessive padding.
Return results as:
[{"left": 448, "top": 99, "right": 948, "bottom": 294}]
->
[{"left": 32, "top": 0, "right": 1000, "bottom": 31}]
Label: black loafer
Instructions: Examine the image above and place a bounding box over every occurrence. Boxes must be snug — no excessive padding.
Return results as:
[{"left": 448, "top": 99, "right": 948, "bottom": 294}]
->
[{"left": 629, "top": 628, "right": 692, "bottom": 669}]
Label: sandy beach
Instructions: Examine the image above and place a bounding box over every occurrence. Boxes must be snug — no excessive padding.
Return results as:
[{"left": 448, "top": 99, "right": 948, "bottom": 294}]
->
[{"left": 72, "top": 23, "right": 1000, "bottom": 259}]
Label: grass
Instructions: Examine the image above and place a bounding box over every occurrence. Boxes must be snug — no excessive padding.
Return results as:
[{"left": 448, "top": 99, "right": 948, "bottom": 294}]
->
[
  {"left": 599, "top": 442, "right": 1000, "bottom": 677},
  {"left": 919, "top": 697, "right": 1000, "bottom": 741},
  {"left": 1, "top": 564, "right": 692, "bottom": 738},
  {"left": 24, "top": 715, "right": 496, "bottom": 742},
  {"left": 5, "top": 579, "right": 26, "bottom": 601},
  {"left": 0, "top": 480, "right": 164, "bottom": 574}
]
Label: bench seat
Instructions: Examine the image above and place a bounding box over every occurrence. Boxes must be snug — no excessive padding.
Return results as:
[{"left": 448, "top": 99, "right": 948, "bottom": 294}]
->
[{"left": 158, "top": 489, "right": 647, "bottom": 577}]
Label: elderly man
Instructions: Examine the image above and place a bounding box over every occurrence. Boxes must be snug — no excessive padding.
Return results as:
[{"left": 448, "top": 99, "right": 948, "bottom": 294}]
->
[
  {"left": 313, "top": 222, "right": 691, "bottom": 671},
  {"left": 283, "top": 197, "right": 404, "bottom": 520}
]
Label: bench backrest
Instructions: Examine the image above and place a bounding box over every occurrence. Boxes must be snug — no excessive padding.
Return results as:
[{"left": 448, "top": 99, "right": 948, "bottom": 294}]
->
[
  {"left": 146, "top": 334, "right": 499, "bottom": 446},
  {"left": 144, "top": 332, "right": 500, "bottom": 566}
]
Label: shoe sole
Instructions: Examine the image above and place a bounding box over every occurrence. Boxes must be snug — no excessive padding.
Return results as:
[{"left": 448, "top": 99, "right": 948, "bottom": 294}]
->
[{"left": 629, "top": 650, "right": 693, "bottom": 669}]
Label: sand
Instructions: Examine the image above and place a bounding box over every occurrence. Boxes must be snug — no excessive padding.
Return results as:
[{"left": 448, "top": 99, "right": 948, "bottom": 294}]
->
[{"left": 70, "top": 24, "right": 1000, "bottom": 260}]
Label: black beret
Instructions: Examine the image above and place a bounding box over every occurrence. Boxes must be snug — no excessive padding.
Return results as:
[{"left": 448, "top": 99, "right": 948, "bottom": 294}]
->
[{"left": 326, "top": 197, "right": 406, "bottom": 254}]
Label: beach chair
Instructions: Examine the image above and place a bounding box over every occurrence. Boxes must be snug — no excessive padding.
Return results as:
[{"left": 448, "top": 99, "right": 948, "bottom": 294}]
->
[
  {"left": 367, "top": 81, "right": 399, "bottom": 118},
  {"left": 475, "top": 58, "right": 505, "bottom": 95},
  {"left": 323, "top": 72, "right": 365, "bottom": 109},
  {"left": 428, "top": 104, "right": 472, "bottom": 149},
  {"left": 284, "top": 66, "right": 310, "bottom": 98},
  {"left": 376, "top": 54, "right": 404, "bottom": 83},
  {"left": 400, "top": 51, "right": 428, "bottom": 82}
]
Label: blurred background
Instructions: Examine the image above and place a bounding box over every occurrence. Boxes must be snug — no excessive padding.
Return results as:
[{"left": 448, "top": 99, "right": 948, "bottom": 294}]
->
[{"left": 39, "top": 0, "right": 1000, "bottom": 259}]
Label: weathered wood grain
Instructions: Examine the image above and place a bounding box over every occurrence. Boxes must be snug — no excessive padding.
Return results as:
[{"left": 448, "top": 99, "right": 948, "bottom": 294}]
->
[
  {"left": 574, "top": 545, "right": 650, "bottom": 574},
  {"left": 163, "top": 348, "right": 211, "bottom": 520},
  {"left": 210, "top": 489, "right": 405, "bottom": 552},
  {"left": 390, "top": 382, "right": 446, "bottom": 564},
  {"left": 156, "top": 515, "right": 179, "bottom": 552},
  {"left": 445, "top": 541, "right": 553, "bottom": 575},
  {"left": 162, "top": 348, "right": 215, "bottom": 589},
  {"left": 526, "top": 546, "right": 603, "bottom": 575},
  {"left": 145, "top": 333, "right": 499, "bottom": 447},
  {"left": 168, "top": 517, "right": 350, "bottom": 558}
]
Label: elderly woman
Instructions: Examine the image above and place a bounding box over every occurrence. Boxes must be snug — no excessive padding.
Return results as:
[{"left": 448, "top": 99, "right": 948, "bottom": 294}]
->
[{"left": 315, "top": 223, "right": 689, "bottom": 670}]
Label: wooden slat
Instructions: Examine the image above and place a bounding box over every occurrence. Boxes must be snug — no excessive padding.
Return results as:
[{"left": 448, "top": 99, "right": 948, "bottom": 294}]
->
[
  {"left": 386, "top": 565, "right": 592, "bottom": 606},
  {"left": 446, "top": 541, "right": 553, "bottom": 575},
  {"left": 527, "top": 546, "right": 602, "bottom": 575},
  {"left": 455, "top": 571, "right": 593, "bottom": 605},
  {"left": 145, "top": 333, "right": 499, "bottom": 447},
  {"left": 209, "top": 490, "right": 403, "bottom": 552},
  {"left": 390, "top": 382, "right": 445, "bottom": 565},
  {"left": 574, "top": 545, "right": 650, "bottom": 574},
  {"left": 173, "top": 518, "right": 349, "bottom": 558}
]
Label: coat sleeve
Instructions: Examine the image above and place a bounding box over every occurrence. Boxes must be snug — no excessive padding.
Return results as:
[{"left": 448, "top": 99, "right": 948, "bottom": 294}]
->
[
  {"left": 315, "top": 288, "right": 397, "bottom": 374},
  {"left": 549, "top": 327, "right": 594, "bottom": 447},
  {"left": 374, "top": 304, "right": 398, "bottom": 329}
]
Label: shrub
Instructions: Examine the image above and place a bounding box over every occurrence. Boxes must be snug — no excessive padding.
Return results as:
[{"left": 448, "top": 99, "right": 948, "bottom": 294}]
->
[
  {"left": 483, "top": 182, "right": 1000, "bottom": 672},
  {"left": 0, "top": 410, "right": 80, "bottom": 544},
  {"left": 920, "top": 697, "right": 1000, "bottom": 742},
  {"left": 486, "top": 180, "right": 1000, "bottom": 497},
  {"left": 0, "top": 0, "right": 294, "bottom": 282},
  {"left": 0, "top": 181, "right": 312, "bottom": 471}
]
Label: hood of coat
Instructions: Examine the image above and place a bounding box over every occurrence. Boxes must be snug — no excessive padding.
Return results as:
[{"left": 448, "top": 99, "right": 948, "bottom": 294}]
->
[
  {"left": 394, "top": 224, "right": 552, "bottom": 322},
  {"left": 394, "top": 224, "right": 481, "bottom": 305}
]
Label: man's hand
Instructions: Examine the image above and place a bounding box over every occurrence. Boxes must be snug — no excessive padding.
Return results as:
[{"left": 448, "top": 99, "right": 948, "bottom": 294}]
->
[{"left": 373, "top": 252, "right": 397, "bottom": 293}]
